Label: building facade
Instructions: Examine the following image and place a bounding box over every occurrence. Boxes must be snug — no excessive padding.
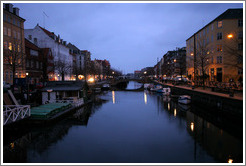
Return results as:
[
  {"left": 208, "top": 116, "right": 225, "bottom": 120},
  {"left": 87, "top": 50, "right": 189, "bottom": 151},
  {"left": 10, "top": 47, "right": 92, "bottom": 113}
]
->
[
  {"left": 3, "top": 3, "right": 26, "bottom": 84},
  {"left": 24, "top": 24, "right": 72, "bottom": 81},
  {"left": 186, "top": 8, "right": 243, "bottom": 83}
]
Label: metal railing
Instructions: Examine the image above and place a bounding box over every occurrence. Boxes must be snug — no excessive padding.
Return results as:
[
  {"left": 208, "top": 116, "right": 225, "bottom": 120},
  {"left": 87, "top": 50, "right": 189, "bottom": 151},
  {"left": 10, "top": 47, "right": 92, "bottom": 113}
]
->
[{"left": 3, "top": 105, "right": 31, "bottom": 125}]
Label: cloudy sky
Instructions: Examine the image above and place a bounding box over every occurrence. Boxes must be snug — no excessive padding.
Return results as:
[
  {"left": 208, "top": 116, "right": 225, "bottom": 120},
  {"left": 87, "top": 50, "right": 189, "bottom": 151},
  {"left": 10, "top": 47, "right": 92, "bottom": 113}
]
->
[{"left": 13, "top": 2, "right": 243, "bottom": 74}]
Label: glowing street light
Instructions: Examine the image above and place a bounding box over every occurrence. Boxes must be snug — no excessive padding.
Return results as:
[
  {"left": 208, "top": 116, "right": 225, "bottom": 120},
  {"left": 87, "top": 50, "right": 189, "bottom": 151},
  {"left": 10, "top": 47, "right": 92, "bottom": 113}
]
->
[{"left": 227, "top": 34, "right": 233, "bottom": 39}]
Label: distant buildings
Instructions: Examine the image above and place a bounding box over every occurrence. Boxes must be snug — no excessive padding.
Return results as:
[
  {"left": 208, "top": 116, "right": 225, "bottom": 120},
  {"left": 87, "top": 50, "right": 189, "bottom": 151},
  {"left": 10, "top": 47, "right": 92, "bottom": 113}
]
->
[
  {"left": 3, "top": 3, "right": 26, "bottom": 84},
  {"left": 186, "top": 8, "right": 243, "bottom": 83}
]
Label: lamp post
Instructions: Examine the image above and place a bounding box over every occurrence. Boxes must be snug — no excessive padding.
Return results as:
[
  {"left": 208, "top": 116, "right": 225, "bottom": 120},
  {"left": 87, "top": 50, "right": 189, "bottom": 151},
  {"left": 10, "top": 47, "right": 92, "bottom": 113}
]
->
[{"left": 26, "top": 72, "right": 29, "bottom": 103}]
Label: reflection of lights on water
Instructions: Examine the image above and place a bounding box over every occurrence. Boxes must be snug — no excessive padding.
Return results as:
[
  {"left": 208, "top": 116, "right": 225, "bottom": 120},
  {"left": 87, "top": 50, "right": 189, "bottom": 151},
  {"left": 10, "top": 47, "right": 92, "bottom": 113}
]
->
[
  {"left": 174, "top": 108, "right": 177, "bottom": 117},
  {"left": 228, "top": 159, "right": 233, "bottom": 163},
  {"left": 191, "top": 122, "right": 194, "bottom": 131},
  {"left": 112, "top": 91, "right": 115, "bottom": 104},
  {"left": 168, "top": 103, "right": 170, "bottom": 111},
  {"left": 144, "top": 92, "right": 147, "bottom": 104},
  {"left": 10, "top": 142, "right": 14, "bottom": 149}
]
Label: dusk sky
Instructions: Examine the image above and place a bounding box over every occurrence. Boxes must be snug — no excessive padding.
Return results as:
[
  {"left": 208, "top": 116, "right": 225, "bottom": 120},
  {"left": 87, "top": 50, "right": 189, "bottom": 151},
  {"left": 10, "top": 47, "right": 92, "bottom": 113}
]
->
[{"left": 13, "top": 2, "right": 243, "bottom": 74}]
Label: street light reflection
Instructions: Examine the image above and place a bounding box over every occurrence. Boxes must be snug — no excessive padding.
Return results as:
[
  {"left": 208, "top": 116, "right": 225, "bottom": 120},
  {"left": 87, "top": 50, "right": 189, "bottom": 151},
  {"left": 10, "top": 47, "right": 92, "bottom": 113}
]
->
[
  {"left": 144, "top": 92, "right": 147, "bottom": 104},
  {"left": 112, "top": 91, "right": 115, "bottom": 104},
  {"left": 228, "top": 158, "right": 233, "bottom": 163},
  {"left": 174, "top": 108, "right": 177, "bottom": 117},
  {"left": 191, "top": 122, "right": 194, "bottom": 131},
  {"left": 168, "top": 103, "right": 170, "bottom": 111}
]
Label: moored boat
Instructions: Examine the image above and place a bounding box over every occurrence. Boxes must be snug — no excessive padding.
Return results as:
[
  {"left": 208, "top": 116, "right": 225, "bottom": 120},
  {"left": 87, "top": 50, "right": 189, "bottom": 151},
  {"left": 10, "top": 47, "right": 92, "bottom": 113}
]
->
[
  {"left": 178, "top": 95, "right": 191, "bottom": 104},
  {"left": 101, "top": 84, "right": 110, "bottom": 91}
]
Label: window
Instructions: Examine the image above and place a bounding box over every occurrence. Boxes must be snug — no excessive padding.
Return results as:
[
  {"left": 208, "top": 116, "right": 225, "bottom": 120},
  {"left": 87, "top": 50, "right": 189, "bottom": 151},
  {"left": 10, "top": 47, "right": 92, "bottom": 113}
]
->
[
  {"left": 16, "top": 20, "right": 20, "bottom": 27},
  {"left": 8, "top": 42, "right": 12, "bottom": 50},
  {"left": 34, "top": 38, "right": 37, "bottom": 45},
  {"left": 26, "top": 60, "right": 29, "bottom": 67},
  {"left": 217, "top": 21, "right": 222, "bottom": 28},
  {"left": 238, "top": 19, "right": 243, "bottom": 27},
  {"left": 28, "top": 35, "right": 32, "bottom": 40},
  {"left": 217, "top": 32, "right": 222, "bottom": 40},
  {"left": 18, "top": 45, "right": 21, "bottom": 52},
  {"left": 4, "top": 27, "right": 7, "bottom": 35},
  {"left": 13, "top": 30, "right": 16, "bottom": 38},
  {"left": 217, "top": 45, "right": 222, "bottom": 52},
  {"left": 17, "top": 32, "right": 20, "bottom": 39},
  {"left": 3, "top": 13, "right": 6, "bottom": 21},
  {"left": 211, "top": 23, "right": 214, "bottom": 30},
  {"left": 36, "top": 61, "right": 39, "bottom": 69},
  {"left": 238, "top": 68, "right": 243, "bottom": 75},
  {"left": 238, "top": 31, "right": 243, "bottom": 39},
  {"left": 238, "top": 43, "right": 243, "bottom": 50},
  {"left": 31, "top": 60, "right": 34, "bottom": 68},
  {"left": 8, "top": 16, "right": 11, "bottom": 23},
  {"left": 211, "top": 57, "right": 214, "bottom": 64},
  {"left": 40, "top": 62, "right": 43, "bottom": 69},
  {"left": 7, "top": 28, "right": 11, "bottom": 37},
  {"left": 6, "top": 71, "right": 8, "bottom": 81},
  {"left": 217, "top": 56, "right": 222, "bottom": 64},
  {"left": 13, "top": 18, "right": 15, "bottom": 25},
  {"left": 4, "top": 42, "right": 8, "bottom": 49},
  {"left": 30, "top": 50, "right": 38, "bottom": 56},
  {"left": 211, "top": 35, "right": 213, "bottom": 42},
  {"left": 19, "top": 72, "right": 21, "bottom": 78},
  {"left": 206, "top": 27, "right": 209, "bottom": 34}
]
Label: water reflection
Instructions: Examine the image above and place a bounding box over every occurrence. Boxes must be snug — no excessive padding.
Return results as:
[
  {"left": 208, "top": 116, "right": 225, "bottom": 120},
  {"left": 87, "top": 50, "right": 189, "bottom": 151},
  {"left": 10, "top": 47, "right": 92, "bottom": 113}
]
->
[
  {"left": 112, "top": 91, "right": 115, "bottom": 104},
  {"left": 144, "top": 91, "right": 147, "bottom": 104},
  {"left": 3, "top": 90, "right": 243, "bottom": 163}
]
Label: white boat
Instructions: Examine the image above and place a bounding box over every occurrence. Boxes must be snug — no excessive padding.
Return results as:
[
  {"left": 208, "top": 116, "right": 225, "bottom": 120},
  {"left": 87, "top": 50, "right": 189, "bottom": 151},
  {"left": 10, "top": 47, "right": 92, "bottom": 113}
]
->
[
  {"left": 178, "top": 95, "right": 191, "bottom": 104},
  {"left": 150, "top": 85, "right": 163, "bottom": 92},
  {"left": 157, "top": 87, "right": 171, "bottom": 95},
  {"left": 102, "top": 84, "right": 110, "bottom": 90}
]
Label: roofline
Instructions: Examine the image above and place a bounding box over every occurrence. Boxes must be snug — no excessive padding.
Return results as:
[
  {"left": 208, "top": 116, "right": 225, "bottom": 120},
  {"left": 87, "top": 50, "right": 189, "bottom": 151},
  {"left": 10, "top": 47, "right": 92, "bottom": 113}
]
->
[
  {"left": 186, "top": 8, "right": 243, "bottom": 41},
  {"left": 3, "top": 8, "right": 26, "bottom": 21}
]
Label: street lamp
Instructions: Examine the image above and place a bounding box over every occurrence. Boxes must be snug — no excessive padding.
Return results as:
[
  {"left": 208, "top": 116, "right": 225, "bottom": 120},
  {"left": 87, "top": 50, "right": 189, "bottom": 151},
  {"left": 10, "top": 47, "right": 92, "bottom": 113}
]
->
[
  {"left": 227, "top": 34, "right": 233, "bottom": 39},
  {"left": 26, "top": 72, "right": 29, "bottom": 103}
]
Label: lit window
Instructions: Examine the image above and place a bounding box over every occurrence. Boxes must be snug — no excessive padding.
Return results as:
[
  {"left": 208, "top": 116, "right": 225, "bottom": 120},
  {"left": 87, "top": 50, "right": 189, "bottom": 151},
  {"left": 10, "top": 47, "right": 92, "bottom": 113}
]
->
[
  {"left": 217, "top": 32, "right": 222, "bottom": 40},
  {"left": 238, "top": 19, "right": 243, "bottom": 27},
  {"left": 217, "top": 45, "right": 222, "bottom": 52},
  {"left": 8, "top": 28, "right": 11, "bottom": 37},
  {"left": 217, "top": 21, "right": 222, "bottom": 28},
  {"left": 18, "top": 45, "right": 20, "bottom": 52},
  {"left": 8, "top": 42, "right": 12, "bottom": 50}
]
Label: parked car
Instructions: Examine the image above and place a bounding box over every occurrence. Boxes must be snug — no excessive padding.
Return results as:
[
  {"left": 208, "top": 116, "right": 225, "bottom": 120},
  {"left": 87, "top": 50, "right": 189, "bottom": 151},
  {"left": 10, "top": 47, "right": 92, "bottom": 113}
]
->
[
  {"left": 173, "top": 76, "right": 189, "bottom": 84},
  {"left": 3, "top": 81, "right": 11, "bottom": 89}
]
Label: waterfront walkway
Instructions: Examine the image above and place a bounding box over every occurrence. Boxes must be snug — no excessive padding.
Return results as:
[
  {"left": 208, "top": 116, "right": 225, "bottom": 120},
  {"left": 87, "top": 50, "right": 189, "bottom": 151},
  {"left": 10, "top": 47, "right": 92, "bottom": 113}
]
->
[{"left": 155, "top": 81, "right": 243, "bottom": 101}]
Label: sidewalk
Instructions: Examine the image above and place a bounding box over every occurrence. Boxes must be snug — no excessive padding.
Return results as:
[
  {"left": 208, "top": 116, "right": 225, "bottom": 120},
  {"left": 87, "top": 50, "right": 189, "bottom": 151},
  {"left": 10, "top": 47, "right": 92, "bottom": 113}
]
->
[{"left": 156, "top": 81, "right": 243, "bottom": 101}]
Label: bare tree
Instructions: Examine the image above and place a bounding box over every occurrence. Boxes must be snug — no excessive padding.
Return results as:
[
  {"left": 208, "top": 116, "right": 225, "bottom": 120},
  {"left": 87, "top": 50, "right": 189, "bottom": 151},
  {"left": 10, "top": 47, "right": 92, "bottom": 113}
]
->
[
  {"left": 54, "top": 59, "right": 72, "bottom": 81},
  {"left": 223, "top": 31, "right": 243, "bottom": 83},
  {"left": 3, "top": 39, "right": 25, "bottom": 91},
  {"left": 194, "top": 33, "right": 211, "bottom": 88}
]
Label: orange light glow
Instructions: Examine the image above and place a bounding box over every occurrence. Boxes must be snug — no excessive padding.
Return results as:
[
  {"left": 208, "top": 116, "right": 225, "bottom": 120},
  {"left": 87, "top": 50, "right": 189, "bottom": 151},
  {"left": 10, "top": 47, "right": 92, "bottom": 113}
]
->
[
  {"left": 228, "top": 159, "right": 233, "bottom": 163},
  {"left": 227, "top": 34, "right": 233, "bottom": 39}
]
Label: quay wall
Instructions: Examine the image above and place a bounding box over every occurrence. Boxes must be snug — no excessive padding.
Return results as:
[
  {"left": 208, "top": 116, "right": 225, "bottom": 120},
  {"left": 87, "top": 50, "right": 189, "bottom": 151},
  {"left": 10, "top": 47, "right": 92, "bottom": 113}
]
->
[{"left": 169, "top": 86, "right": 243, "bottom": 118}]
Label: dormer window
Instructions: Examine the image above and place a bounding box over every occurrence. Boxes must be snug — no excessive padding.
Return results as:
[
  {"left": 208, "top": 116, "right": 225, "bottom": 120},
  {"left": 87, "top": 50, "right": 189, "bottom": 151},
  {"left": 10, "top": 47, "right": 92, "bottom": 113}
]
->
[{"left": 28, "top": 35, "right": 32, "bottom": 40}]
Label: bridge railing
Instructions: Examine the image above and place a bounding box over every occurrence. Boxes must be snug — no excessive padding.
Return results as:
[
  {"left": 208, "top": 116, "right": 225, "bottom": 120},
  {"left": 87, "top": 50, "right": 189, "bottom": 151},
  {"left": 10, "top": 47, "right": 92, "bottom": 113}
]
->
[{"left": 3, "top": 105, "right": 31, "bottom": 126}]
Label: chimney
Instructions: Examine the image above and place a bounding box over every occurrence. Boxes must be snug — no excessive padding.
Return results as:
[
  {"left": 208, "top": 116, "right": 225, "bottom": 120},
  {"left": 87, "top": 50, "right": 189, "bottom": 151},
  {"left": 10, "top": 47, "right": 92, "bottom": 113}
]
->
[
  {"left": 13, "top": 8, "right": 19, "bottom": 16},
  {"left": 5, "top": 4, "right": 13, "bottom": 13}
]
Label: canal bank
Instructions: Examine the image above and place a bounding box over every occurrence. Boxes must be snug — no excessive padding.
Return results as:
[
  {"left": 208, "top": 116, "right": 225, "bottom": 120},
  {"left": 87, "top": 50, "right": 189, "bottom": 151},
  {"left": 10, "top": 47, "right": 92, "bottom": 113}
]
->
[{"left": 152, "top": 81, "right": 243, "bottom": 121}]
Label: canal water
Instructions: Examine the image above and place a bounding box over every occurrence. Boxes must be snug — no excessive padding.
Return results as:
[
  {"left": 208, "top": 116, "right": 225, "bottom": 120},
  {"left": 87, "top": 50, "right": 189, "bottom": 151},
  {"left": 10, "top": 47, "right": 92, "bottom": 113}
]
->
[{"left": 3, "top": 81, "right": 243, "bottom": 163}]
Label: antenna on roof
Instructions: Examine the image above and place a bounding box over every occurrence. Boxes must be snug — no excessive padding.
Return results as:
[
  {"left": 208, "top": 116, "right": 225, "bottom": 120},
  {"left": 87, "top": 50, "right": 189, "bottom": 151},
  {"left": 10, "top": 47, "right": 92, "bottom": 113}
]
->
[{"left": 43, "top": 11, "right": 49, "bottom": 28}]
